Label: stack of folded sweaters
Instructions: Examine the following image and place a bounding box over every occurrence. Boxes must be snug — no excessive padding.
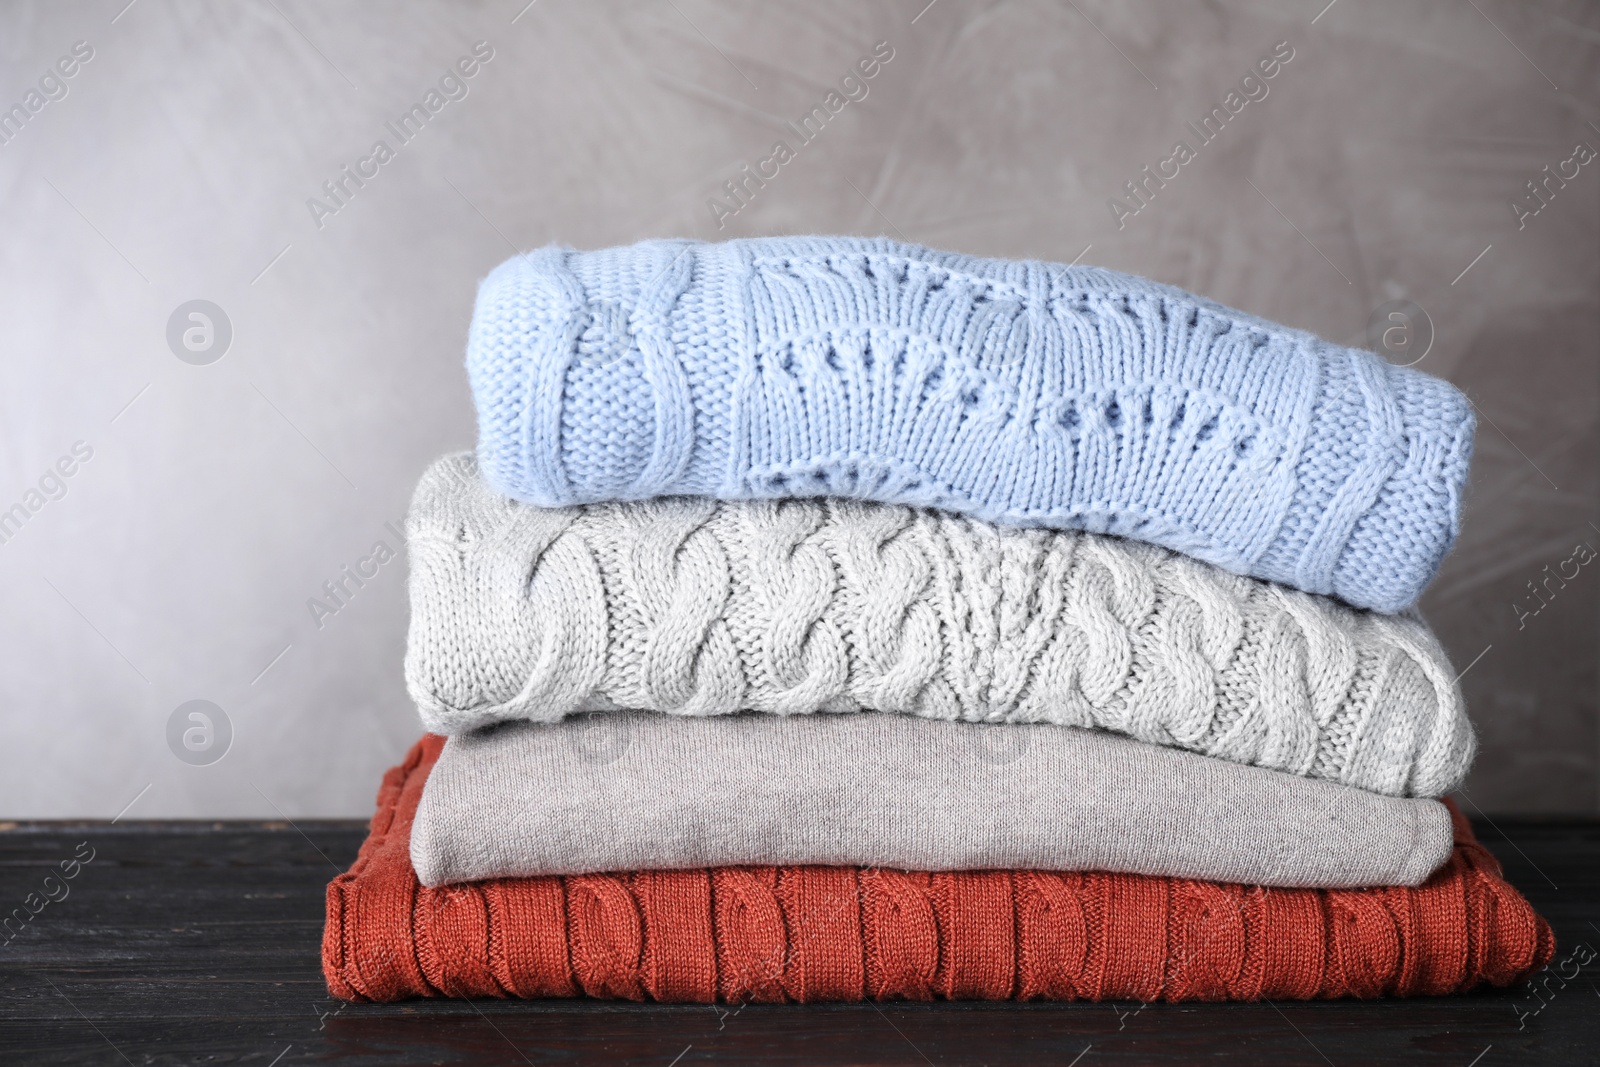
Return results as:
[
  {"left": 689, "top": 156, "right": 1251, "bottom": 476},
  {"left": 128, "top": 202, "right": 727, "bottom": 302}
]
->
[{"left": 324, "top": 237, "right": 1552, "bottom": 1003}]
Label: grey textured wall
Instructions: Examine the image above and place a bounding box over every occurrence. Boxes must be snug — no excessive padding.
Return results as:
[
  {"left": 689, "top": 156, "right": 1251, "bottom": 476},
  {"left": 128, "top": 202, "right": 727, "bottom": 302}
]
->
[{"left": 0, "top": 0, "right": 1595, "bottom": 817}]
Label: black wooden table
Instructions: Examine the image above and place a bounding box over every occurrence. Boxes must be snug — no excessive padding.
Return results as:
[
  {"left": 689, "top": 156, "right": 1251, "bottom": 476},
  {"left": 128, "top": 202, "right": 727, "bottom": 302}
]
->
[{"left": 0, "top": 819, "right": 1596, "bottom": 1066}]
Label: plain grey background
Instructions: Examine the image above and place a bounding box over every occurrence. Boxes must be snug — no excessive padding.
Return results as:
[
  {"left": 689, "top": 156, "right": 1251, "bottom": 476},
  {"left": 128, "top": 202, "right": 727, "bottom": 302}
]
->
[{"left": 0, "top": 0, "right": 1594, "bottom": 817}]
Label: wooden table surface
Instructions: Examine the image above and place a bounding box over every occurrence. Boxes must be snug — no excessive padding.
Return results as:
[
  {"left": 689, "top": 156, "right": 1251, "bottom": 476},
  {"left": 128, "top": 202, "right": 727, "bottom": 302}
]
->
[{"left": 0, "top": 819, "right": 1595, "bottom": 1066}]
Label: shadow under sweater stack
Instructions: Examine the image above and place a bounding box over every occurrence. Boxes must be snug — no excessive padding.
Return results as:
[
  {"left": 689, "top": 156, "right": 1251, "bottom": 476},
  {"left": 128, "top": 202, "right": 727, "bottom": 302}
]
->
[{"left": 325, "top": 237, "right": 1552, "bottom": 1003}]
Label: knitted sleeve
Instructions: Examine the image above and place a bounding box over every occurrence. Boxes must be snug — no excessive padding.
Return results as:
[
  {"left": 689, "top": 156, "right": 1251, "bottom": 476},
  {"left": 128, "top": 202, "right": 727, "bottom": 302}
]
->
[
  {"left": 466, "top": 237, "right": 1474, "bottom": 613},
  {"left": 403, "top": 454, "right": 1474, "bottom": 798}
]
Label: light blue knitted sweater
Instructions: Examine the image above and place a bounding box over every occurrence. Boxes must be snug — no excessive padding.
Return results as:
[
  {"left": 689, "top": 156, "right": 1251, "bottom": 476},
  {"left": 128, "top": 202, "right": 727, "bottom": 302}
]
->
[{"left": 467, "top": 237, "right": 1474, "bottom": 612}]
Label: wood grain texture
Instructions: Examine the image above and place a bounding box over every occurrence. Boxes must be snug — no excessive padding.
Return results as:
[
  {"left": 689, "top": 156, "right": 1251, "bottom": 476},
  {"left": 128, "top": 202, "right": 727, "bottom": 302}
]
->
[{"left": 0, "top": 821, "right": 1595, "bottom": 1065}]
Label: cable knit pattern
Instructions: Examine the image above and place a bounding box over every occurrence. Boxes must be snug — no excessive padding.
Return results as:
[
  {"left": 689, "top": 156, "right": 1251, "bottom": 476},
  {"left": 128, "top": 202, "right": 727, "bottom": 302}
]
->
[
  {"left": 467, "top": 237, "right": 1475, "bottom": 612},
  {"left": 405, "top": 454, "right": 1475, "bottom": 797},
  {"left": 323, "top": 737, "right": 1555, "bottom": 1004}
]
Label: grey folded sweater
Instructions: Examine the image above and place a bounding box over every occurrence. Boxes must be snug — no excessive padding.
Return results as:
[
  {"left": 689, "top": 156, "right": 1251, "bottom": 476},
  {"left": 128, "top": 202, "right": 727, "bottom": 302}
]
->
[
  {"left": 411, "top": 711, "right": 1453, "bottom": 889},
  {"left": 404, "top": 453, "right": 1473, "bottom": 797}
]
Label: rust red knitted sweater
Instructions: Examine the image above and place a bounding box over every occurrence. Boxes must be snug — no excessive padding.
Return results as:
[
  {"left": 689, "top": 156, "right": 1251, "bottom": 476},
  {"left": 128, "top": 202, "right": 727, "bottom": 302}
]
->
[{"left": 323, "top": 736, "right": 1553, "bottom": 1003}]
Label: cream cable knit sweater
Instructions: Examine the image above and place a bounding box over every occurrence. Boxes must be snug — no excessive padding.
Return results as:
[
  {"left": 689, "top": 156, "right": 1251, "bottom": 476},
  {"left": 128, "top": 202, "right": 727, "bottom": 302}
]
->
[{"left": 404, "top": 454, "right": 1474, "bottom": 797}]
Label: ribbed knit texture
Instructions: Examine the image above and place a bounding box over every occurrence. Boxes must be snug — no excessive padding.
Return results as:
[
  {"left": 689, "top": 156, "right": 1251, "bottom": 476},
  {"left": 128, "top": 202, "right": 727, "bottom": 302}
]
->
[
  {"left": 405, "top": 453, "right": 1474, "bottom": 797},
  {"left": 323, "top": 737, "right": 1554, "bottom": 1003},
  {"left": 466, "top": 237, "right": 1475, "bottom": 612},
  {"left": 412, "top": 712, "right": 1453, "bottom": 889}
]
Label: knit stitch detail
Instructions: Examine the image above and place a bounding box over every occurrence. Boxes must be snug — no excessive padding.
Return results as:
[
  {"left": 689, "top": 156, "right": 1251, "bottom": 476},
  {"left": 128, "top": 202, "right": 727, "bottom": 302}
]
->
[
  {"left": 323, "top": 737, "right": 1554, "bottom": 1003},
  {"left": 404, "top": 454, "right": 1475, "bottom": 797},
  {"left": 466, "top": 237, "right": 1474, "bottom": 612}
]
